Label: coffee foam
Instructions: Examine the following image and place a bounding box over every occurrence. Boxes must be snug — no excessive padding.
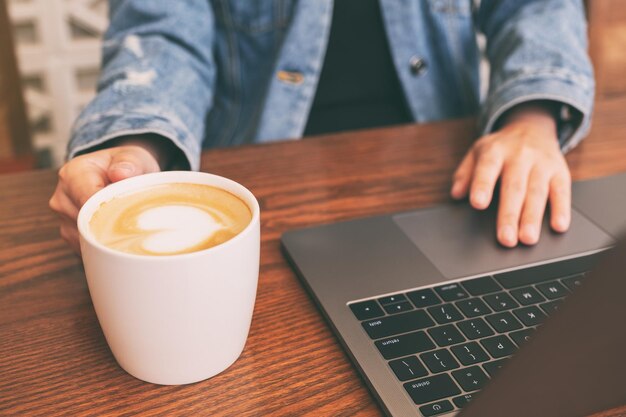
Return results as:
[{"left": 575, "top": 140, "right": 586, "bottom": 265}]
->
[
  {"left": 137, "top": 205, "right": 224, "bottom": 254},
  {"left": 89, "top": 183, "right": 252, "bottom": 256}
]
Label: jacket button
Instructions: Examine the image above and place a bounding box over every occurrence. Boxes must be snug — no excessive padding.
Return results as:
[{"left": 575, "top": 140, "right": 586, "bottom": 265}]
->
[{"left": 409, "top": 56, "right": 427, "bottom": 76}]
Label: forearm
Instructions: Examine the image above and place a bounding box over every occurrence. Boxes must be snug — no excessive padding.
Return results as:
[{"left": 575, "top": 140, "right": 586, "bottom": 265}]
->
[
  {"left": 99, "top": 134, "right": 189, "bottom": 171},
  {"left": 67, "top": 1, "right": 217, "bottom": 170},
  {"left": 478, "top": 0, "right": 594, "bottom": 152}
]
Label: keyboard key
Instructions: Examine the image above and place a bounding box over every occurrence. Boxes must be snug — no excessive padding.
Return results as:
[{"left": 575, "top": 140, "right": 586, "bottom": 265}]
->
[
  {"left": 378, "top": 293, "right": 407, "bottom": 305},
  {"left": 404, "top": 374, "right": 461, "bottom": 405},
  {"left": 452, "top": 366, "right": 489, "bottom": 391},
  {"left": 485, "top": 312, "right": 523, "bottom": 333},
  {"left": 407, "top": 288, "right": 441, "bottom": 308},
  {"left": 536, "top": 281, "right": 569, "bottom": 300},
  {"left": 428, "top": 324, "right": 465, "bottom": 347},
  {"left": 434, "top": 283, "right": 469, "bottom": 301},
  {"left": 483, "top": 292, "right": 519, "bottom": 311},
  {"left": 561, "top": 274, "right": 584, "bottom": 291},
  {"left": 420, "top": 349, "right": 460, "bottom": 373},
  {"left": 419, "top": 400, "right": 454, "bottom": 416},
  {"left": 375, "top": 331, "right": 435, "bottom": 359},
  {"left": 453, "top": 393, "right": 475, "bottom": 408},
  {"left": 350, "top": 300, "right": 384, "bottom": 320},
  {"left": 428, "top": 304, "right": 464, "bottom": 324},
  {"left": 494, "top": 254, "right": 598, "bottom": 288},
  {"left": 362, "top": 310, "right": 435, "bottom": 339},
  {"left": 481, "top": 335, "right": 517, "bottom": 358},
  {"left": 513, "top": 306, "right": 546, "bottom": 327},
  {"left": 389, "top": 356, "right": 428, "bottom": 381},
  {"left": 483, "top": 358, "right": 508, "bottom": 376},
  {"left": 540, "top": 299, "right": 562, "bottom": 315},
  {"left": 383, "top": 301, "right": 414, "bottom": 314},
  {"left": 451, "top": 342, "right": 489, "bottom": 366},
  {"left": 461, "top": 276, "right": 501, "bottom": 296},
  {"left": 457, "top": 318, "right": 494, "bottom": 340},
  {"left": 456, "top": 298, "right": 492, "bottom": 318},
  {"left": 510, "top": 328, "right": 535, "bottom": 347},
  {"left": 510, "top": 287, "right": 545, "bottom": 306}
]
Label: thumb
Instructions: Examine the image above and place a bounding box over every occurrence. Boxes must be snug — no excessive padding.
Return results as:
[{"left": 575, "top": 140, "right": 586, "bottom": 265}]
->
[{"left": 107, "top": 147, "right": 160, "bottom": 183}]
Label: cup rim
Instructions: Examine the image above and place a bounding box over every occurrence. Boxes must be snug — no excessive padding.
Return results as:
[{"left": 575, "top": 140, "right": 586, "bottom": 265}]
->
[{"left": 77, "top": 171, "right": 260, "bottom": 260}]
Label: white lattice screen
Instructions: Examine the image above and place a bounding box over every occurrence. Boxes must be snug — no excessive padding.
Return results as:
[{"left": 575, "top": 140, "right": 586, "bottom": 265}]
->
[{"left": 8, "top": 0, "right": 107, "bottom": 167}]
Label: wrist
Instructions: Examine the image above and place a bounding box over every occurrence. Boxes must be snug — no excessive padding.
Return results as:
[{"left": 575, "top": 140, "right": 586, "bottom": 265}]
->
[
  {"left": 498, "top": 101, "right": 559, "bottom": 138},
  {"left": 109, "top": 134, "right": 184, "bottom": 170}
]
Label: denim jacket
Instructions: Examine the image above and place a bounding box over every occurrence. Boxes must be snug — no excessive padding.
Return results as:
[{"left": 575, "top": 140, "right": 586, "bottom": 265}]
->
[{"left": 68, "top": 0, "right": 594, "bottom": 171}]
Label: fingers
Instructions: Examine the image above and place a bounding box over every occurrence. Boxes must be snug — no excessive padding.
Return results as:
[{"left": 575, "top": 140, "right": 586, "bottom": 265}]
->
[
  {"left": 65, "top": 168, "right": 108, "bottom": 209},
  {"left": 50, "top": 168, "right": 103, "bottom": 255},
  {"left": 49, "top": 143, "right": 164, "bottom": 255},
  {"left": 469, "top": 144, "right": 504, "bottom": 210},
  {"left": 497, "top": 161, "right": 532, "bottom": 247},
  {"left": 518, "top": 167, "right": 550, "bottom": 245},
  {"left": 497, "top": 162, "right": 570, "bottom": 247},
  {"left": 50, "top": 153, "right": 111, "bottom": 255},
  {"left": 457, "top": 113, "right": 572, "bottom": 248},
  {"left": 59, "top": 217, "right": 82, "bottom": 254},
  {"left": 49, "top": 182, "right": 79, "bottom": 220},
  {"left": 107, "top": 147, "right": 161, "bottom": 183},
  {"left": 50, "top": 184, "right": 83, "bottom": 254},
  {"left": 451, "top": 151, "right": 475, "bottom": 199},
  {"left": 549, "top": 171, "right": 572, "bottom": 233}
]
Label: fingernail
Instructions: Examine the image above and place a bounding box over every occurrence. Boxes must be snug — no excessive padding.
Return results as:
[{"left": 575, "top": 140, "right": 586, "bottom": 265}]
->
[
  {"left": 499, "top": 225, "right": 516, "bottom": 246},
  {"left": 473, "top": 191, "right": 487, "bottom": 207},
  {"left": 521, "top": 224, "right": 538, "bottom": 243},
  {"left": 451, "top": 182, "right": 463, "bottom": 197},
  {"left": 555, "top": 215, "right": 568, "bottom": 231},
  {"left": 111, "top": 162, "right": 134, "bottom": 175}
]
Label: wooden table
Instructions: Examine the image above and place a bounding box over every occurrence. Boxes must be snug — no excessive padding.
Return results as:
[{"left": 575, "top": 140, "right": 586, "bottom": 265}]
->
[{"left": 2, "top": 97, "right": 626, "bottom": 417}]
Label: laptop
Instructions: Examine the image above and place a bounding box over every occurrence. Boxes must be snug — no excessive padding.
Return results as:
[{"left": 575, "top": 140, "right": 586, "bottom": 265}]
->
[{"left": 281, "top": 172, "right": 626, "bottom": 417}]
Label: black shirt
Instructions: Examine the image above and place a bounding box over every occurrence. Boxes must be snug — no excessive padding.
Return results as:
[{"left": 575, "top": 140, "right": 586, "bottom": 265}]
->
[{"left": 303, "top": 0, "right": 413, "bottom": 136}]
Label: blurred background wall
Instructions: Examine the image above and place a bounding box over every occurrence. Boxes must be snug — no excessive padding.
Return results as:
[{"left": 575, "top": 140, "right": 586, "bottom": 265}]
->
[{"left": 6, "top": 0, "right": 107, "bottom": 168}]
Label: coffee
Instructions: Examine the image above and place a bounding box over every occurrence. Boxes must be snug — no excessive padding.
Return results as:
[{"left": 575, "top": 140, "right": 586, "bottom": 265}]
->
[{"left": 89, "top": 183, "right": 252, "bottom": 256}]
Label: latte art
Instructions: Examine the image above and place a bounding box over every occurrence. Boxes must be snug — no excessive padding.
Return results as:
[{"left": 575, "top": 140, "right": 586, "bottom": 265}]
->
[
  {"left": 137, "top": 205, "right": 225, "bottom": 253},
  {"left": 89, "top": 183, "right": 252, "bottom": 255}
]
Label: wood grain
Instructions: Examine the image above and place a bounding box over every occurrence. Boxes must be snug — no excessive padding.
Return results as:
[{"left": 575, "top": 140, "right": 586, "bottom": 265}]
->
[
  {"left": 2, "top": 97, "right": 626, "bottom": 416},
  {"left": 0, "top": 0, "right": 32, "bottom": 161}
]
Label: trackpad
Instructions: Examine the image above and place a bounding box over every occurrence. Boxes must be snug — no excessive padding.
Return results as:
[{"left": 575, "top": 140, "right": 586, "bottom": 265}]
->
[{"left": 393, "top": 204, "right": 613, "bottom": 280}]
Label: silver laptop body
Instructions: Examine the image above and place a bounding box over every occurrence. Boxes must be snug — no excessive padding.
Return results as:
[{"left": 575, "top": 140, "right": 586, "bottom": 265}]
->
[{"left": 281, "top": 173, "right": 626, "bottom": 417}]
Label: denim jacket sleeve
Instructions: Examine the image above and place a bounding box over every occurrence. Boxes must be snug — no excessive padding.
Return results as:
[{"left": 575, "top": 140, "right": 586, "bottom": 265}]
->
[
  {"left": 477, "top": 0, "right": 594, "bottom": 152},
  {"left": 67, "top": 1, "right": 216, "bottom": 171}
]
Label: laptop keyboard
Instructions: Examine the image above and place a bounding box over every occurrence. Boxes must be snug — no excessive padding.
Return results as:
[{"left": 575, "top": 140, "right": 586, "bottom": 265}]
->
[{"left": 349, "top": 267, "right": 587, "bottom": 416}]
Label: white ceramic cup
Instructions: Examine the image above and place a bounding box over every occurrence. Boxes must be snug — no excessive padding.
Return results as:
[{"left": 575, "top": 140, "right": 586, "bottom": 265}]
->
[{"left": 77, "top": 171, "right": 260, "bottom": 385}]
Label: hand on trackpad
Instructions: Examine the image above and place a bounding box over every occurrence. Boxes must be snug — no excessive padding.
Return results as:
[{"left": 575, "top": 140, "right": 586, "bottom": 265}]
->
[{"left": 392, "top": 203, "right": 613, "bottom": 280}]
